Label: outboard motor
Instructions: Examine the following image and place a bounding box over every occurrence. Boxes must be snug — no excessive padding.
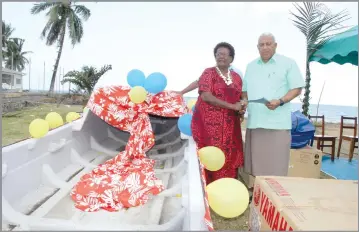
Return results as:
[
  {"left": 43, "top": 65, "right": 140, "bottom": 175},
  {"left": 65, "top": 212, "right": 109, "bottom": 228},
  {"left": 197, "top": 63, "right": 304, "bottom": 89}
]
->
[{"left": 291, "top": 110, "right": 315, "bottom": 149}]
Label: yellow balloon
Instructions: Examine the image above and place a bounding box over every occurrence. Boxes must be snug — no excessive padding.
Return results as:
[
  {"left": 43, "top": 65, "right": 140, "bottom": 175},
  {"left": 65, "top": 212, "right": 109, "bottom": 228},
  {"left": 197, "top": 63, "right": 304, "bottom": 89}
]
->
[
  {"left": 45, "top": 112, "right": 64, "bottom": 129},
  {"left": 198, "top": 146, "right": 225, "bottom": 171},
  {"left": 128, "top": 86, "right": 147, "bottom": 104},
  {"left": 206, "top": 178, "right": 249, "bottom": 218},
  {"left": 66, "top": 112, "right": 80, "bottom": 123},
  {"left": 187, "top": 99, "right": 197, "bottom": 110},
  {"left": 29, "top": 118, "right": 49, "bottom": 138}
]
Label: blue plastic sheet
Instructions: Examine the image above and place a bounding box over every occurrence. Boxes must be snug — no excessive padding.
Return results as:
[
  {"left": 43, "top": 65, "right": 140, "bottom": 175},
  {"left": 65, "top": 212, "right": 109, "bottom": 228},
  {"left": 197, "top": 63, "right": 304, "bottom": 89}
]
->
[{"left": 291, "top": 110, "right": 315, "bottom": 149}]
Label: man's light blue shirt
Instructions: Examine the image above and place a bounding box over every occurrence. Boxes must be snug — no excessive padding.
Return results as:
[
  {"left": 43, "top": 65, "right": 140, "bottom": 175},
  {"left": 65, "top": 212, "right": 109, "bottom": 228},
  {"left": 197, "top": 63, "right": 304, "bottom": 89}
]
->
[{"left": 243, "top": 53, "right": 305, "bottom": 130}]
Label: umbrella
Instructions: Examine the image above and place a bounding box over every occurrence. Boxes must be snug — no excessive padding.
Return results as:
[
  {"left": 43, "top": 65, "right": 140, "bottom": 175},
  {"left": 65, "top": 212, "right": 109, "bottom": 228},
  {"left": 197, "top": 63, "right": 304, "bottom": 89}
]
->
[{"left": 310, "top": 25, "right": 358, "bottom": 66}]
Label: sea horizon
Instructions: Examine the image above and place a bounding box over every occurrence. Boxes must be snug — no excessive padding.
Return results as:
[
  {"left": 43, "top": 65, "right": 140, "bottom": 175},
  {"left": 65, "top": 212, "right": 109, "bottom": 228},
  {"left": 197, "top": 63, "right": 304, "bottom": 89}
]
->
[
  {"left": 184, "top": 96, "right": 358, "bottom": 123},
  {"left": 25, "top": 89, "right": 359, "bottom": 108},
  {"left": 21, "top": 89, "right": 358, "bottom": 123}
]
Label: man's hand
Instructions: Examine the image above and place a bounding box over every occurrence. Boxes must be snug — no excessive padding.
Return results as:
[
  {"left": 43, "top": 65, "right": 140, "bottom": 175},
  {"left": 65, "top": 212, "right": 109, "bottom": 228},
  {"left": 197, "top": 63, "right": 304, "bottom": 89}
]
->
[
  {"left": 265, "top": 99, "right": 281, "bottom": 110},
  {"left": 239, "top": 114, "right": 245, "bottom": 123}
]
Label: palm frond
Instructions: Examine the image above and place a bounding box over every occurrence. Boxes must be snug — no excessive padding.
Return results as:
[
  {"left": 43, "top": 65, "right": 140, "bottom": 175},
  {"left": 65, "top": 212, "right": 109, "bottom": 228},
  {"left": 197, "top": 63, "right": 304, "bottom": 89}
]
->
[
  {"left": 40, "top": 21, "right": 55, "bottom": 40},
  {"left": 95, "top": 65, "right": 112, "bottom": 79},
  {"left": 2, "top": 20, "right": 16, "bottom": 47},
  {"left": 63, "top": 70, "right": 82, "bottom": 78},
  {"left": 30, "top": 2, "right": 59, "bottom": 14},
  {"left": 46, "top": 4, "right": 61, "bottom": 22},
  {"left": 20, "top": 51, "right": 33, "bottom": 56},
  {"left": 290, "top": 1, "right": 350, "bottom": 59},
  {"left": 67, "top": 10, "right": 84, "bottom": 46},
  {"left": 44, "top": 16, "right": 67, "bottom": 46},
  {"left": 90, "top": 65, "right": 112, "bottom": 89},
  {"left": 73, "top": 4, "right": 91, "bottom": 20},
  {"left": 62, "top": 65, "right": 112, "bottom": 94}
]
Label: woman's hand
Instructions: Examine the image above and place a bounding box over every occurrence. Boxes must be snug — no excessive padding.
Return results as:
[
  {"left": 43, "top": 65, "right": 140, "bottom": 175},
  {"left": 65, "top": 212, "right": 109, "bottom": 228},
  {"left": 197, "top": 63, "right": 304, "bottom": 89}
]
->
[
  {"left": 232, "top": 102, "right": 243, "bottom": 111},
  {"left": 172, "top": 91, "right": 183, "bottom": 95}
]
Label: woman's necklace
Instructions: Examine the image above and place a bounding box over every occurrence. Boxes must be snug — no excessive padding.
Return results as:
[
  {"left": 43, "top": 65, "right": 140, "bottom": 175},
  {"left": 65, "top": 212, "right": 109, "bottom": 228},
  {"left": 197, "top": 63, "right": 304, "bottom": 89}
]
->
[{"left": 215, "top": 66, "right": 233, "bottom": 85}]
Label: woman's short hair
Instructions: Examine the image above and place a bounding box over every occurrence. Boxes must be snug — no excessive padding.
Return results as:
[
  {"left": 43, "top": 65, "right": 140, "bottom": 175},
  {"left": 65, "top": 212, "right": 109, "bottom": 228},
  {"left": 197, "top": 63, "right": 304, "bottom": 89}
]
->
[{"left": 213, "top": 42, "right": 235, "bottom": 61}]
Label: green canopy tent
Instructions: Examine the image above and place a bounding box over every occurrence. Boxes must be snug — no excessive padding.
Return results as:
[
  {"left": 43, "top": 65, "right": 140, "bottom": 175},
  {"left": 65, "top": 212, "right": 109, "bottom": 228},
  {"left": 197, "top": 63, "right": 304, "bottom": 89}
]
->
[
  {"left": 310, "top": 25, "right": 358, "bottom": 66},
  {"left": 309, "top": 26, "right": 358, "bottom": 161}
]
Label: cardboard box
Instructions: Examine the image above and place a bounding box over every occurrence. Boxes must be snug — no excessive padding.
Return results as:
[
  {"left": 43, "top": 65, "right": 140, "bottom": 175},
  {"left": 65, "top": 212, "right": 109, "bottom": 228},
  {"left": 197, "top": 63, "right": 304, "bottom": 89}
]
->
[
  {"left": 239, "top": 145, "right": 323, "bottom": 189},
  {"left": 288, "top": 146, "right": 322, "bottom": 179},
  {"left": 249, "top": 176, "right": 358, "bottom": 231}
]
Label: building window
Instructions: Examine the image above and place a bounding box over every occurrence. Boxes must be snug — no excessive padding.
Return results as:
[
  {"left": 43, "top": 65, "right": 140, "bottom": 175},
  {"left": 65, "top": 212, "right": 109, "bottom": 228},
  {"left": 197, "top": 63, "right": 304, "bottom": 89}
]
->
[
  {"left": 16, "top": 78, "right": 22, "bottom": 85},
  {"left": 2, "top": 74, "right": 12, "bottom": 85}
]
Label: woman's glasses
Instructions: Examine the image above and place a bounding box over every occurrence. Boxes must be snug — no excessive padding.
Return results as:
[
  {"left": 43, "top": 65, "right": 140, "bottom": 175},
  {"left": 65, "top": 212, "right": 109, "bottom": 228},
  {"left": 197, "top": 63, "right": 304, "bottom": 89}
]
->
[{"left": 215, "top": 52, "right": 230, "bottom": 58}]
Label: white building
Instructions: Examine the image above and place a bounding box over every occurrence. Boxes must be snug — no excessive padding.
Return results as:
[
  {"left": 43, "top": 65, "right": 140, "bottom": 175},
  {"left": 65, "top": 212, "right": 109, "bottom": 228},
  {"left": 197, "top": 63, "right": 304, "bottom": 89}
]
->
[{"left": 1, "top": 67, "right": 25, "bottom": 92}]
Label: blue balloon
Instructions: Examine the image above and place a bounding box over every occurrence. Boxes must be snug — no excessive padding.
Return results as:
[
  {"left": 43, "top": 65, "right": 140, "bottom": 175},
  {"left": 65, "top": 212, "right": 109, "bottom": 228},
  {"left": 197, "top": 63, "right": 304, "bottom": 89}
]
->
[
  {"left": 144, "top": 72, "right": 167, "bottom": 94},
  {"left": 127, "top": 69, "right": 146, "bottom": 87},
  {"left": 192, "top": 105, "right": 196, "bottom": 112},
  {"left": 178, "top": 113, "right": 192, "bottom": 136}
]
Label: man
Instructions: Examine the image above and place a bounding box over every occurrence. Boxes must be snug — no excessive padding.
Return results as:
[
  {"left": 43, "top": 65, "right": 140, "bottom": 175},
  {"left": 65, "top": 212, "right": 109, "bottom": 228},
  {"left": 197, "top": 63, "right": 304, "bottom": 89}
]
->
[
  {"left": 176, "top": 66, "right": 244, "bottom": 95},
  {"left": 241, "top": 33, "right": 305, "bottom": 192}
]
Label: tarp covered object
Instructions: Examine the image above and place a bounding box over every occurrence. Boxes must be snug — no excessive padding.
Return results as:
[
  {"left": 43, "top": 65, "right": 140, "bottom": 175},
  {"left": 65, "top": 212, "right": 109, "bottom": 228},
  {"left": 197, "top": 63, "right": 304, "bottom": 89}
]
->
[{"left": 291, "top": 110, "right": 315, "bottom": 149}]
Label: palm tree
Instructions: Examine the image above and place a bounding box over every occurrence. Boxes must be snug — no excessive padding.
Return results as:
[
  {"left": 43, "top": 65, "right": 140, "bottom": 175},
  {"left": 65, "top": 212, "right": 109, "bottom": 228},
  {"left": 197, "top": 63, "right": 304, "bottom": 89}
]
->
[
  {"left": 290, "top": 2, "right": 350, "bottom": 116},
  {"left": 30, "top": 1, "right": 91, "bottom": 94},
  {"left": 61, "top": 64, "right": 112, "bottom": 95},
  {"left": 3, "top": 38, "right": 32, "bottom": 71},
  {"left": 2, "top": 20, "right": 15, "bottom": 48},
  {"left": 2, "top": 20, "right": 20, "bottom": 61}
]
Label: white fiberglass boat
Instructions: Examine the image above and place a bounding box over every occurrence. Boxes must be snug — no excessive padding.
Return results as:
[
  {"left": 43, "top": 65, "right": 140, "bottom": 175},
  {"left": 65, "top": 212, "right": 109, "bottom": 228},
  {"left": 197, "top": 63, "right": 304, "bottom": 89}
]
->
[{"left": 2, "top": 106, "right": 212, "bottom": 230}]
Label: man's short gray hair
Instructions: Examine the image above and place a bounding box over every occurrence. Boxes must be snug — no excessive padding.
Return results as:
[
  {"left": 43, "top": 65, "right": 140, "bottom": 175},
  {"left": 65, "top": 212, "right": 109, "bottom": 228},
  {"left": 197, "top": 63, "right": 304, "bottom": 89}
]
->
[{"left": 258, "top": 32, "right": 276, "bottom": 43}]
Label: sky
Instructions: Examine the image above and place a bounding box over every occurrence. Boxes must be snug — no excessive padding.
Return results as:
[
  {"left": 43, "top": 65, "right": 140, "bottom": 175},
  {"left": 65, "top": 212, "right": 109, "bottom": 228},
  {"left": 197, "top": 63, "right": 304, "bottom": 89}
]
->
[{"left": 2, "top": 2, "right": 358, "bottom": 106}]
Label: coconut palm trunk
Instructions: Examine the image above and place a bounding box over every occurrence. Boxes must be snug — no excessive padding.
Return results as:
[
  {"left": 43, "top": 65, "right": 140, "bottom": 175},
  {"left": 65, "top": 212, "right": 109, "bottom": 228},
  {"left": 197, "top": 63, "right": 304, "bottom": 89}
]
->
[
  {"left": 302, "top": 59, "right": 311, "bottom": 115},
  {"left": 49, "top": 25, "right": 66, "bottom": 94}
]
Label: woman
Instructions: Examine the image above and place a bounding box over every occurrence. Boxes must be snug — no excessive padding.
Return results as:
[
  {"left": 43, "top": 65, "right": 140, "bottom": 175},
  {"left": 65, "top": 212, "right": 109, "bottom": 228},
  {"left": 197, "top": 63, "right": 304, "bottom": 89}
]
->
[
  {"left": 191, "top": 42, "right": 245, "bottom": 184},
  {"left": 175, "top": 66, "right": 245, "bottom": 122}
]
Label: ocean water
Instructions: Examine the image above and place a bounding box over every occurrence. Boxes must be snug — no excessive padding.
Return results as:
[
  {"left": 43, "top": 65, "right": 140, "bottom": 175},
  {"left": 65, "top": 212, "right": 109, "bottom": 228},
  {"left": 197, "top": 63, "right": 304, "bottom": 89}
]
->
[
  {"left": 290, "top": 103, "right": 358, "bottom": 123},
  {"left": 184, "top": 97, "right": 358, "bottom": 123}
]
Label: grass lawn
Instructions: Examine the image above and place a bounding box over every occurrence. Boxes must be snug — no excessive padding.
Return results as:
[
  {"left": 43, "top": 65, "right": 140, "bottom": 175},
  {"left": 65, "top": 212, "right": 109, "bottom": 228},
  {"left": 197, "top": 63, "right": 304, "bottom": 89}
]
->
[{"left": 2, "top": 104, "right": 83, "bottom": 146}]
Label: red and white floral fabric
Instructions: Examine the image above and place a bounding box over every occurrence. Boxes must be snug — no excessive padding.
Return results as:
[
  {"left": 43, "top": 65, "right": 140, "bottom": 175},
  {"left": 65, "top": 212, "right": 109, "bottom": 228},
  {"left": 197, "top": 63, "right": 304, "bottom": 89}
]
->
[
  {"left": 198, "top": 153, "right": 214, "bottom": 231},
  {"left": 70, "top": 86, "right": 188, "bottom": 211}
]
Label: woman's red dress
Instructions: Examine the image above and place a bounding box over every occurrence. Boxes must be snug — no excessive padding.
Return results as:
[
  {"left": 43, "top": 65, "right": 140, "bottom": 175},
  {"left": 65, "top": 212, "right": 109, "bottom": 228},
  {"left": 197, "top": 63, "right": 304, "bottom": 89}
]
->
[{"left": 191, "top": 67, "right": 244, "bottom": 184}]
